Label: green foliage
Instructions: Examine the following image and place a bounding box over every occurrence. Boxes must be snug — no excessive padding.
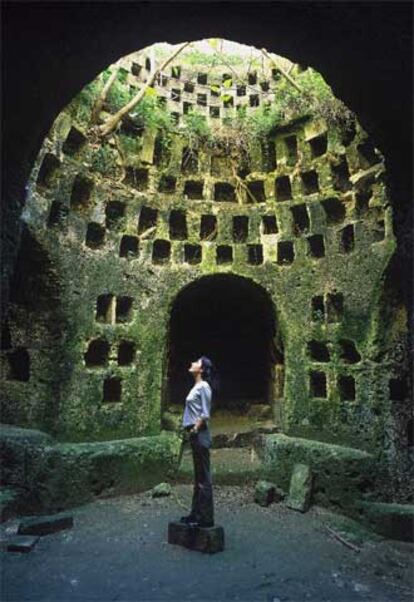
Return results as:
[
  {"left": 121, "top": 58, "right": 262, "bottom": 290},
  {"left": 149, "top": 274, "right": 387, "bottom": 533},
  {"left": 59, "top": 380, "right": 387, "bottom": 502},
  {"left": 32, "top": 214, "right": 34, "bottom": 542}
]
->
[
  {"left": 271, "top": 68, "right": 355, "bottom": 134},
  {"left": 180, "top": 109, "right": 212, "bottom": 147},
  {"left": 106, "top": 79, "right": 135, "bottom": 113},
  {"left": 66, "top": 80, "right": 101, "bottom": 124},
  {"left": 130, "top": 96, "right": 174, "bottom": 134},
  {"left": 90, "top": 144, "right": 117, "bottom": 175},
  {"left": 248, "top": 103, "right": 284, "bottom": 139},
  {"left": 180, "top": 45, "right": 249, "bottom": 68},
  {"left": 118, "top": 133, "right": 142, "bottom": 157}
]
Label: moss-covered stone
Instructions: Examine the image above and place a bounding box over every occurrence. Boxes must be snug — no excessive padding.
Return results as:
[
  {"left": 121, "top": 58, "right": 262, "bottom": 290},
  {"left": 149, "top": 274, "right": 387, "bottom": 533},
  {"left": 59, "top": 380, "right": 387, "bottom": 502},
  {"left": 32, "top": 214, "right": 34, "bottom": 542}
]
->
[
  {"left": 286, "top": 463, "right": 313, "bottom": 512},
  {"left": 0, "top": 424, "right": 182, "bottom": 515},
  {"left": 1, "top": 40, "right": 410, "bottom": 510},
  {"left": 152, "top": 482, "right": 172, "bottom": 497},
  {"left": 258, "top": 434, "right": 377, "bottom": 510},
  {"left": 254, "top": 479, "right": 285, "bottom": 506},
  {"left": 353, "top": 501, "right": 414, "bottom": 542}
]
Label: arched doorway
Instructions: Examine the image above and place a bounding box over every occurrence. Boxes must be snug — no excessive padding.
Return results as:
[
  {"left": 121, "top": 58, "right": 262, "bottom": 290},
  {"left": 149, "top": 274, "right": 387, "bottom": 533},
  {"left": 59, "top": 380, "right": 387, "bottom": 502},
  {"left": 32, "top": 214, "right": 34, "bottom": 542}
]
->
[{"left": 165, "top": 274, "right": 283, "bottom": 421}]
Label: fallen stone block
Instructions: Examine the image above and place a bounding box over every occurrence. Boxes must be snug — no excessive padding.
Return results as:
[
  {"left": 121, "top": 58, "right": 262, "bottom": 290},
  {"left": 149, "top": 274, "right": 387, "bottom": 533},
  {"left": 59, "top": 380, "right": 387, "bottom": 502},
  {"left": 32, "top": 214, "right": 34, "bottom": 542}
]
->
[
  {"left": 152, "top": 482, "right": 172, "bottom": 497},
  {"left": 286, "top": 463, "right": 313, "bottom": 512},
  {"left": 18, "top": 512, "right": 73, "bottom": 536},
  {"left": 254, "top": 480, "right": 285, "bottom": 506},
  {"left": 7, "top": 535, "right": 40, "bottom": 553},
  {"left": 168, "top": 521, "right": 225, "bottom": 554}
]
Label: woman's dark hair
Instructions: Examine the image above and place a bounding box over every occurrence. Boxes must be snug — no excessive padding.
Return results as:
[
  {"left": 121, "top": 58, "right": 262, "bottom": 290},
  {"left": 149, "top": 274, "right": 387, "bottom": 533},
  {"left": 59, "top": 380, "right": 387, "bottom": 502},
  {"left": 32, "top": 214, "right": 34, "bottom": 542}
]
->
[{"left": 200, "top": 355, "right": 220, "bottom": 396}]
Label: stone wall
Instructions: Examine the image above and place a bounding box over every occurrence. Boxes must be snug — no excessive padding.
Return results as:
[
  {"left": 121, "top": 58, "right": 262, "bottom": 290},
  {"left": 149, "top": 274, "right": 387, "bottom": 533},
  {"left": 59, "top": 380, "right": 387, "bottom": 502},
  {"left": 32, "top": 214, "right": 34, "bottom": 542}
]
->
[{"left": 1, "top": 46, "right": 411, "bottom": 498}]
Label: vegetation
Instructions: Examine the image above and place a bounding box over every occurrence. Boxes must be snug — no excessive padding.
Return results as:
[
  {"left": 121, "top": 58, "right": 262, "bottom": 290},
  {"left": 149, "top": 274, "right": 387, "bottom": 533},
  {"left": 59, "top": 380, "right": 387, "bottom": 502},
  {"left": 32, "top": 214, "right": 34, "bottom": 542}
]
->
[{"left": 69, "top": 41, "right": 354, "bottom": 164}]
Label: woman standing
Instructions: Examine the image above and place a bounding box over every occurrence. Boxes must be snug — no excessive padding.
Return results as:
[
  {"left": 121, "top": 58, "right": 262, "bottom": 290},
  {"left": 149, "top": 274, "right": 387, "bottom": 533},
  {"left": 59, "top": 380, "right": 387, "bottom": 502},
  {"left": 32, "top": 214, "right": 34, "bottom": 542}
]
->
[{"left": 180, "top": 355, "right": 217, "bottom": 528}]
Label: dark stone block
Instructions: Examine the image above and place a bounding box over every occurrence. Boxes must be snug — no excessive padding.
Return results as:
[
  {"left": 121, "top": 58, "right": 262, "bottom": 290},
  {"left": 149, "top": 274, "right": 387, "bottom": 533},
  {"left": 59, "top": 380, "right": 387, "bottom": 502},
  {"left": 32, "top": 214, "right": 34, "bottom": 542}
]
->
[
  {"left": 168, "top": 521, "right": 225, "bottom": 554},
  {"left": 7, "top": 535, "right": 40, "bottom": 553},
  {"left": 18, "top": 511, "right": 74, "bottom": 536}
]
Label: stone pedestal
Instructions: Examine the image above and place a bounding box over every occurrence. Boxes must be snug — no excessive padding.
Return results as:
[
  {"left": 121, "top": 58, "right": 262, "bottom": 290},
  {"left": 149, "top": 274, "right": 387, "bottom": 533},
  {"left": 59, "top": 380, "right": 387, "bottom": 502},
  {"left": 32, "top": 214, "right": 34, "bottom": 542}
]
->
[{"left": 167, "top": 521, "right": 225, "bottom": 554}]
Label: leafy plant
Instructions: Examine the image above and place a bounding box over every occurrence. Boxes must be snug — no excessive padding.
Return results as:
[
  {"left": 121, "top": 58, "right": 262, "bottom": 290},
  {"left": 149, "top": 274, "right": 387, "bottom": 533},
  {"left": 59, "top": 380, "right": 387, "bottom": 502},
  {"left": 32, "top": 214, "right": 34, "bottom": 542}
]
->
[
  {"left": 180, "top": 109, "right": 212, "bottom": 147},
  {"left": 90, "top": 144, "right": 117, "bottom": 175},
  {"left": 130, "top": 96, "right": 175, "bottom": 133},
  {"left": 106, "top": 79, "right": 135, "bottom": 113}
]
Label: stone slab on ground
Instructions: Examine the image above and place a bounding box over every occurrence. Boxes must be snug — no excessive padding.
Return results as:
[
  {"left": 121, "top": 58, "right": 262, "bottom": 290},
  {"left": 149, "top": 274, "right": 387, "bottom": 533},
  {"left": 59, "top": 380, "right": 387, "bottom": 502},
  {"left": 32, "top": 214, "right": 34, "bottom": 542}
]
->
[
  {"left": 6, "top": 535, "right": 40, "bottom": 553},
  {"left": 286, "top": 463, "right": 313, "bottom": 512},
  {"left": 18, "top": 512, "right": 74, "bottom": 536},
  {"left": 168, "top": 520, "right": 225, "bottom": 554},
  {"left": 355, "top": 501, "right": 414, "bottom": 542}
]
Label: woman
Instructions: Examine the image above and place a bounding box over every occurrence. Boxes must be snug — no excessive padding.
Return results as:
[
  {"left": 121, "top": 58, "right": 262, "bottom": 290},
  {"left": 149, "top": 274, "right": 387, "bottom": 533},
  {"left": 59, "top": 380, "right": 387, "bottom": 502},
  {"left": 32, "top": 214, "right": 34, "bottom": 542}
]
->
[{"left": 180, "top": 355, "right": 218, "bottom": 528}]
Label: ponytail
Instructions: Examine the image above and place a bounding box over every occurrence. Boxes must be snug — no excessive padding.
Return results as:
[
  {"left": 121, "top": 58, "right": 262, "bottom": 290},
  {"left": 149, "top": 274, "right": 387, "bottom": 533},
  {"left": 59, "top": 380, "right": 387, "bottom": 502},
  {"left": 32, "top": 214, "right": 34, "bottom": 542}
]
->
[{"left": 200, "top": 355, "right": 220, "bottom": 397}]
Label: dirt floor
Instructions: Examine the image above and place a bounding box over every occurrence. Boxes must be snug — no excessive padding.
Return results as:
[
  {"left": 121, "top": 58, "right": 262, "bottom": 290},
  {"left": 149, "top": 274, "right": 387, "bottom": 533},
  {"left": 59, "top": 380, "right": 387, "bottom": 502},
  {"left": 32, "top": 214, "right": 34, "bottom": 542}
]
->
[{"left": 1, "top": 483, "right": 413, "bottom": 602}]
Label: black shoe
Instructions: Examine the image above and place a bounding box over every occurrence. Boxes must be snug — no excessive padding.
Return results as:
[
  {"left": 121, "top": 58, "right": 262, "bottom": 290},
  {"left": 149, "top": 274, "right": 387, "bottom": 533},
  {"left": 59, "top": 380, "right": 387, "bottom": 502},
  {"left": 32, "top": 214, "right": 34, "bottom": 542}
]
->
[
  {"left": 179, "top": 514, "right": 197, "bottom": 524},
  {"left": 189, "top": 520, "right": 214, "bottom": 528}
]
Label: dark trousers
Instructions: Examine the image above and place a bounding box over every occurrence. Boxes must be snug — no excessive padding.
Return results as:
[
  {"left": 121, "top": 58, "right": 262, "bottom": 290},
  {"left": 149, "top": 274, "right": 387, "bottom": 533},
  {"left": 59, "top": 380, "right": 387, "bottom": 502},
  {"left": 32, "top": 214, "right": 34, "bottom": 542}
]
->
[{"left": 186, "top": 428, "right": 214, "bottom": 524}]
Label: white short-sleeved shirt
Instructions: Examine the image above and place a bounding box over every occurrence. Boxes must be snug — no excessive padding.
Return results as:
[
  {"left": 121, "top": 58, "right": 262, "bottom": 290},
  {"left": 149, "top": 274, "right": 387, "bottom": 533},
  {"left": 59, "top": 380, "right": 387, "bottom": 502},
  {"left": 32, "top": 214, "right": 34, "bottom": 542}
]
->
[{"left": 182, "top": 380, "right": 212, "bottom": 427}]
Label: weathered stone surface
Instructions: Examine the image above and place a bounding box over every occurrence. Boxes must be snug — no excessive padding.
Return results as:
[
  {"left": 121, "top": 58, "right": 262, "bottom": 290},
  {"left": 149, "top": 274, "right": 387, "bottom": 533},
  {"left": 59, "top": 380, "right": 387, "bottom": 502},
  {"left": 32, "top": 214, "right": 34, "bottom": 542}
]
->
[
  {"left": 254, "top": 480, "right": 284, "bottom": 506},
  {"left": 168, "top": 521, "right": 225, "bottom": 554},
  {"left": 0, "top": 425, "right": 182, "bottom": 515},
  {"left": 7, "top": 535, "right": 40, "bottom": 553},
  {"left": 246, "top": 404, "right": 273, "bottom": 420},
  {"left": 168, "top": 521, "right": 192, "bottom": 548},
  {"left": 0, "top": 39, "right": 410, "bottom": 511},
  {"left": 354, "top": 501, "right": 414, "bottom": 542},
  {"left": 257, "top": 434, "right": 375, "bottom": 510},
  {"left": 0, "top": 424, "right": 55, "bottom": 445},
  {"left": 18, "top": 511, "right": 74, "bottom": 535},
  {"left": 177, "top": 447, "right": 263, "bottom": 486},
  {"left": 213, "top": 425, "right": 279, "bottom": 449},
  {"left": 286, "top": 463, "right": 313, "bottom": 512},
  {"left": 152, "top": 482, "right": 172, "bottom": 497},
  {"left": 0, "top": 486, "right": 25, "bottom": 522}
]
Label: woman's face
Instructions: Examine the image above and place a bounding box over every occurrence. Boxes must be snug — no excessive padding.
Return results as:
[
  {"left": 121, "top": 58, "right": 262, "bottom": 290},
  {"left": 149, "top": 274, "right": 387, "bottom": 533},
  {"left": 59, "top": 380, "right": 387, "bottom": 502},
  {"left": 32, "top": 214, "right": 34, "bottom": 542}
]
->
[{"left": 189, "top": 358, "right": 203, "bottom": 375}]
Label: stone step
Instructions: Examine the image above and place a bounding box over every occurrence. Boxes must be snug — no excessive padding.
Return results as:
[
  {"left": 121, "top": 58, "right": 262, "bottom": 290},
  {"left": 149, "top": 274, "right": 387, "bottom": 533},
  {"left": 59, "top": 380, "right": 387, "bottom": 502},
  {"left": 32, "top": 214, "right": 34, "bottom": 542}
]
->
[{"left": 175, "top": 446, "right": 264, "bottom": 485}]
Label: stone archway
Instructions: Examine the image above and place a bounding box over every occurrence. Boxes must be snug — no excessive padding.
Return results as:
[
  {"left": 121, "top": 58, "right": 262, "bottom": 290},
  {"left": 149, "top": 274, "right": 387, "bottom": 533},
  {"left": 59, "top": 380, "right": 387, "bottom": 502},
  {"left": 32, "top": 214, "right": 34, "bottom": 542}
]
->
[{"left": 164, "top": 273, "right": 283, "bottom": 426}]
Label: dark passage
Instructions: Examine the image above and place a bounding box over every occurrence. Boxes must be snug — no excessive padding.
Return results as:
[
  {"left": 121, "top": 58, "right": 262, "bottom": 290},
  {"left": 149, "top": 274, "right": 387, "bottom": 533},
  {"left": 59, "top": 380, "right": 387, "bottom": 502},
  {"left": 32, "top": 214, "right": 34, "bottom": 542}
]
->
[{"left": 166, "top": 274, "right": 280, "bottom": 412}]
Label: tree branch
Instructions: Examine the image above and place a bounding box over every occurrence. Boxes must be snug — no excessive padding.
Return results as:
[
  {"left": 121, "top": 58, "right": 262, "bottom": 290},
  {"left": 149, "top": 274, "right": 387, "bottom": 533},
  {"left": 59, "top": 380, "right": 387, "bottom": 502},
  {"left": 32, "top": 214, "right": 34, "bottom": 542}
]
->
[
  {"left": 90, "top": 61, "right": 121, "bottom": 125},
  {"left": 97, "top": 41, "right": 192, "bottom": 137},
  {"left": 261, "top": 48, "right": 302, "bottom": 92}
]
